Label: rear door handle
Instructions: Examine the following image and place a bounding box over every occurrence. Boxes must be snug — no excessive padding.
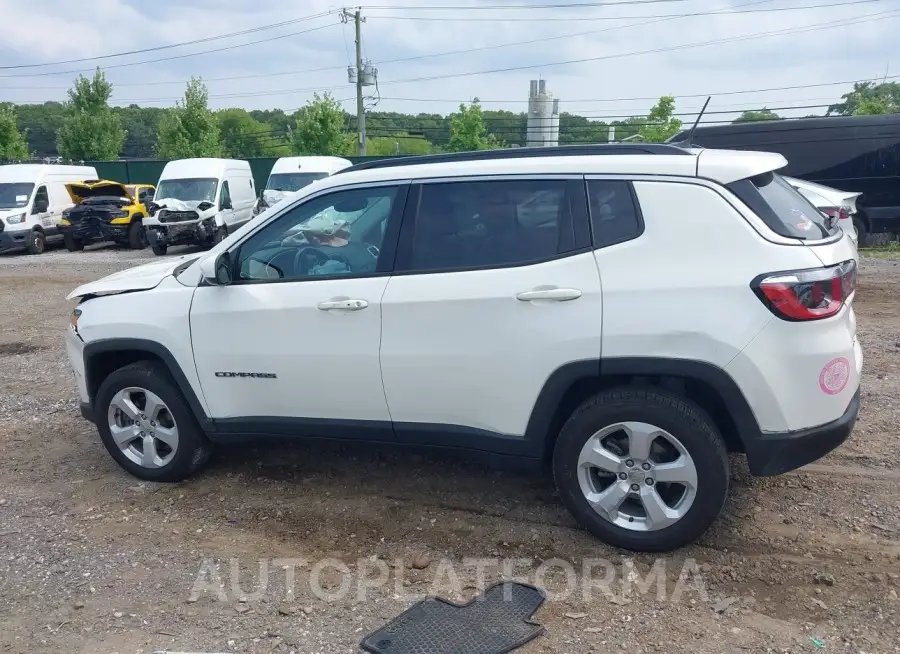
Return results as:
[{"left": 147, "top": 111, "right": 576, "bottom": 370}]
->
[
  {"left": 516, "top": 288, "right": 582, "bottom": 302},
  {"left": 317, "top": 299, "right": 369, "bottom": 311}
]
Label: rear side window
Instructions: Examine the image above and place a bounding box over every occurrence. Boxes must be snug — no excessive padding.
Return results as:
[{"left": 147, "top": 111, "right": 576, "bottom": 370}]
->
[
  {"left": 728, "top": 172, "right": 836, "bottom": 240},
  {"left": 587, "top": 180, "right": 643, "bottom": 248},
  {"left": 404, "top": 179, "right": 576, "bottom": 272}
]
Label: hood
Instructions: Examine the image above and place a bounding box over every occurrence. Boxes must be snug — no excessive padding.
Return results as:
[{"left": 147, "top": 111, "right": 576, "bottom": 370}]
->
[
  {"left": 263, "top": 189, "right": 294, "bottom": 205},
  {"left": 66, "top": 181, "right": 131, "bottom": 204},
  {"left": 66, "top": 254, "right": 201, "bottom": 300}
]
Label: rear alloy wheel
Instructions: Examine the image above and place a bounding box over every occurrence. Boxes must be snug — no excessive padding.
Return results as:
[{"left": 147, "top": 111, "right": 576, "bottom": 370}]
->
[
  {"left": 26, "top": 230, "right": 46, "bottom": 255},
  {"left": 95, "top": 361, "right": 211, "bottom": 482},
  {"left": 127, "top": 217, "right": 147, "bottom": 250},
  {"left": 553, "top": 387, "right": 729, "bottom": 552},
  {"left": 63, "top": 233, "right": 84, "bottom": 252}
]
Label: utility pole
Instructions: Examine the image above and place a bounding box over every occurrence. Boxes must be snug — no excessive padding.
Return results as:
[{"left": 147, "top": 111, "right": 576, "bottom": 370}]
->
[{"left": 342, "top": 8, "right": 367, "bottom": 156}]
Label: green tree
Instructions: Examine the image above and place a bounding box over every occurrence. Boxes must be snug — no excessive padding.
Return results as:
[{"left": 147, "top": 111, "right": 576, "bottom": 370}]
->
[
  {"left": 292, "top": 93, "right": 351, "bottom": 156},
  {"left": 638, "top": 96, "right": 682, "bottom": 142},
  {"left": 447, "top": 99, "right": 501, "bottom": 152},
  {"left": 734, "top": 108, "right": 781, "bottom": 123},
  {"left": 855, "top": 99, "right": 887, "bottom": 115},
  {"left": 57, "top": 69, "right": 125, "bottom": 161},
  {"left": 156, "top": 78, "right": 221, "bottom": 159},
  {"left": 217, "top": 108, "right": 289, "bottom": 157},
  {"left": 0, "top": 104, "right": 29, "bottom": 161},
  {"left": 828, "top": 81, "right": 900, "bottom": 116}
]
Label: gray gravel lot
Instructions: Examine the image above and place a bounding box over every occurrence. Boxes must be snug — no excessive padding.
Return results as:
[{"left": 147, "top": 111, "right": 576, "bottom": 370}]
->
[{"left": 0, "top": 244, "right": 898, "bottom": 654}]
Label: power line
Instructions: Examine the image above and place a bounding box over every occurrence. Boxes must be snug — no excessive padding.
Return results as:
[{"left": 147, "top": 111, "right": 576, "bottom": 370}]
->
[
  {"left": 0, "top": 10, "right": 337, "bottom": 70},
  {"left": 371, "top": 8, "right": 900, "bottom": 87},
  {"left": 0, "top": 21, "right": 340, "bottom": 79},
  {"left": 370, "top": 0, "right": 886, "bottom": 21},
  {"left": 362, "top": 0, "right": 696, "bottom": 9}
]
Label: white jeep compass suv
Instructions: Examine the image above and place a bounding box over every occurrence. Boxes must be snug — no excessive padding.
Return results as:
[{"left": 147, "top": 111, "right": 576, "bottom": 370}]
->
[{"left": 65, "top": 144, "right": 862, "bottom": 552}]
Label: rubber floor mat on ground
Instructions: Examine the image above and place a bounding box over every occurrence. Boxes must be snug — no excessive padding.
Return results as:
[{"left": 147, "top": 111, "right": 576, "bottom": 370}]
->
[{"left": 360, "top": 581, "right": 546, "bottom": 654}]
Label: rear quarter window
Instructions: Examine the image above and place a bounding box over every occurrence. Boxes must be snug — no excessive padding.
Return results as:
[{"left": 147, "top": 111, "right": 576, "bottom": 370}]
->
[{"left": 727, "top": 172, "right": 836, "bottom": 240}]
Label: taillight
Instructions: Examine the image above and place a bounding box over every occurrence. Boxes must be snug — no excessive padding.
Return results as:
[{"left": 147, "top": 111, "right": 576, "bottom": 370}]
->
[{"left": 752, "top": 260, "right": 857, "bottom": 321}]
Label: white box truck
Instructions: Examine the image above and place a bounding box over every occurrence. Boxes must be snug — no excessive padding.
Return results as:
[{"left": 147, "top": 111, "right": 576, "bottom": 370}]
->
[
  {"left": 144, "top": 158, "right": 256, "bottom": 256},
  {"left": 0, "top": 164, "right": 98, "bottom": 254},
  {"left": 258, "top": 156, "right": 352, "bottom": 211}
]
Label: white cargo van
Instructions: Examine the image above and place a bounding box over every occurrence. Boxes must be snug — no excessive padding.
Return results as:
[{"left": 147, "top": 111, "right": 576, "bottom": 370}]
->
[
  {"left": 144, "top": 158, "right": 256, "bottom": 256},
  {"left": 259, "top": 156, "right": 352, "bottom": 209},
  {"left": 0, "top": 164, "right": 98, "bottom": 254}
]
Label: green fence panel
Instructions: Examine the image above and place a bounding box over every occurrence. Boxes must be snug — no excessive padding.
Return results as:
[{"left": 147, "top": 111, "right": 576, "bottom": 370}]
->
[
  {"left": 90, "top": 161, "right": 127, "bottom": 183},
  {"left": 124, "top": 160, "right": 167, "bottom": 185},
  {"left": 85, "top": 155, "right": 410, "bottom": 193}
]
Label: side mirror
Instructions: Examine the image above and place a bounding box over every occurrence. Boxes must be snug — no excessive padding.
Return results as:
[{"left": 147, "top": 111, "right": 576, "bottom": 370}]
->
[
  {"left": 200, "top": 251, "right": 233, "bottom": 286},
  {"left": 33, "top": 200, "right": 49, "bottom": 214}
]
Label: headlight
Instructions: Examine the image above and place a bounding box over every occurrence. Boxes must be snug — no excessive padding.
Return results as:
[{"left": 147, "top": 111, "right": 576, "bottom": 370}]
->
[
  {"left": 113, "top": 210, "right": 129, "bottom": 218},
  {"left": 6, "top": 213, "right": 26, "bottom": 225}
]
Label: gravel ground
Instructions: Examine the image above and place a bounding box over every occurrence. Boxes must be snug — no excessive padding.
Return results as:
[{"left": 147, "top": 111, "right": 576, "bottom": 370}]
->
[{"left": 0, "top": 242, "right": 898, "bottom": 654}]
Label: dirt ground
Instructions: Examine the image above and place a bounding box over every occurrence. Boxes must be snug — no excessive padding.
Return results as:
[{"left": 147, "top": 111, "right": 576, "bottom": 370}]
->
[{"left": 0, "top": 243, "right": 898, "bottom": 654}]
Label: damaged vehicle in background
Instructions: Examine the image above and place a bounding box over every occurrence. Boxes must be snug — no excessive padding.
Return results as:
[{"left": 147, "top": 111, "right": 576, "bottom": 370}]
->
[
  {"left": 255, "top": 156, "right": 352, "bottom": 215},
  {"left": 60, "top": 181, "right": 155, "bottom": 251},
  {"left": 144, "top": 158, "right": 256, "bottom": 256}
]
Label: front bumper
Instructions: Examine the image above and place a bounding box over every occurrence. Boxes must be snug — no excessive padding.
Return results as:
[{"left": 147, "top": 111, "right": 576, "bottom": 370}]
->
[
  {"left": 148, "top": 218, "right": 216, "bottom": 248},
  {"left": 61, "top": 222, "right": 130, "bottom": 244},
  {"left": 745, "top": 387, "right": 860, "bottom": 476},
  {"left": 0, "top": 228, "right": 30, "bottom": 252}
]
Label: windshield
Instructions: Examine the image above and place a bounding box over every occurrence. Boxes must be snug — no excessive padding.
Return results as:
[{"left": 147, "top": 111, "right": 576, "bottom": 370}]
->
[
  {"left": 155, "top": 178, "right": 218, "bottom": 203},
  {"left": 266, "top": 172, "right": 329, "bottom": 192},
  {"left": 0, "top": 183, "right": 34, "bottom": 210}
]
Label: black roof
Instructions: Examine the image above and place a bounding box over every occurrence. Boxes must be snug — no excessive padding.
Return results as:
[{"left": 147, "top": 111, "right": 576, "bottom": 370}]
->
[
  {"left": 336, "top": 143, "right": 691, "bottom": 174},
  {"left": 669, "top": 113, "right": 900, "bottom": 142}
]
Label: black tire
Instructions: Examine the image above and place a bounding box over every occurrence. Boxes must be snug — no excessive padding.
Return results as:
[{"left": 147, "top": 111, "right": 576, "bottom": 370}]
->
[
  {"left": 94, "top": 361, "right": 212, "bottom": 482},
  {"left": 151, "top": 243, "right": 168, "bottom": 256},
  {"left": 214, "top": 225, "right": 228, "bottom": 244},
  {"left": 552, "top": 387, "right": 729, "bottom": 552},
  {"left": 63, "top": 233, "right": 84, "bottom": 252},
  {"left": 26, "top": 229, "right": 46, "bottom": 255},
  {"left": 127, "top": 216, "right": 147, "bottom": 250},
  {"left": 853, "top": 215, "right": 868, "bottom": 248}
]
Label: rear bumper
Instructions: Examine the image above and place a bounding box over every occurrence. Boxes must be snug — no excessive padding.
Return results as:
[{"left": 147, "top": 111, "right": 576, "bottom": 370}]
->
[{"left": 745, "top": 387, "right": 860, "bottom": 476}]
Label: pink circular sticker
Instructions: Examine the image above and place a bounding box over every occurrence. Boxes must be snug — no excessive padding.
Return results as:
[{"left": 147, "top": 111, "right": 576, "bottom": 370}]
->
[{"left": 819, "top": 357, "right": 851, "bottom": 395}]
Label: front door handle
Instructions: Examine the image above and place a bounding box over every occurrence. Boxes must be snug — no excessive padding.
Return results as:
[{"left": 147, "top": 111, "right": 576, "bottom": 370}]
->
[
  {"left": 516, "top": 287, "right": 582, "bottom": 302},
  {"left": 317, "top": 298, "right": 369, "bottom": 311}
]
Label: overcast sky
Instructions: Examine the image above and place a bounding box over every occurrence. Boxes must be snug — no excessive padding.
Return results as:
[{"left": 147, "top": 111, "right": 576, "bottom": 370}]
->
[{"left": 0, "top": 0, "right": 897, "bottom": 122}]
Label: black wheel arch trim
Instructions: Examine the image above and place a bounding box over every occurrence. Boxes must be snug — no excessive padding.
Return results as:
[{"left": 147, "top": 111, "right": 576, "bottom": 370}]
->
[
  {"left": 524, "top": 357, "right": 761, "bottom": 457},
  {"left": 82, "top": 338, "right": 214, "bottom": 432}
]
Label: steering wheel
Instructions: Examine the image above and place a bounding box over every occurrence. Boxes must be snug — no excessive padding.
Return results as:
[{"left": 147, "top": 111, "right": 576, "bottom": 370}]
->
[{"left": 293, "top": 246, "right": 331, "bottom": 276}]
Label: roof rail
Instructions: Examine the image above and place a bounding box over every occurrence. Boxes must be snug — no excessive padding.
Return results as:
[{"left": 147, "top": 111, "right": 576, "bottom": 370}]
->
[{"left": 336, "top": 143, "right": 691, "bottom": 174}]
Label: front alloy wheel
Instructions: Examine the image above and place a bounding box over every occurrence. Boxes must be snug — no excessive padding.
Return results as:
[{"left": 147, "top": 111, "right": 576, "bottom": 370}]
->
[{"left": 107, "top": 387, "right": 179, "bottom": 469}]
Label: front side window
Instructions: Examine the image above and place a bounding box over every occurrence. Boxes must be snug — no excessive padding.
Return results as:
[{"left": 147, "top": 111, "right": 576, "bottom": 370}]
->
[
  {"left": 587, "top": 180, "right": 643, "bottom": 248},
  {"left": 219, "top": 181, "right": 231, "bottom": 208},
  {"left": 406, "top": 179, "right": 569, "bottom": 272},
  {"left": 32, "top": 186, "right": 49, "bottom": 213},
  {"left": 0, "top": 183, "right": 34, "bottom": 210},
  {"left": 139, "top": 187, "right": 154, "bottom": 204},
  {"left": 155, "top": 178, "right": 218, "bottom": 203},
  {"left": 236, "top": 185, "right": 399, "bottom": 282}
]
